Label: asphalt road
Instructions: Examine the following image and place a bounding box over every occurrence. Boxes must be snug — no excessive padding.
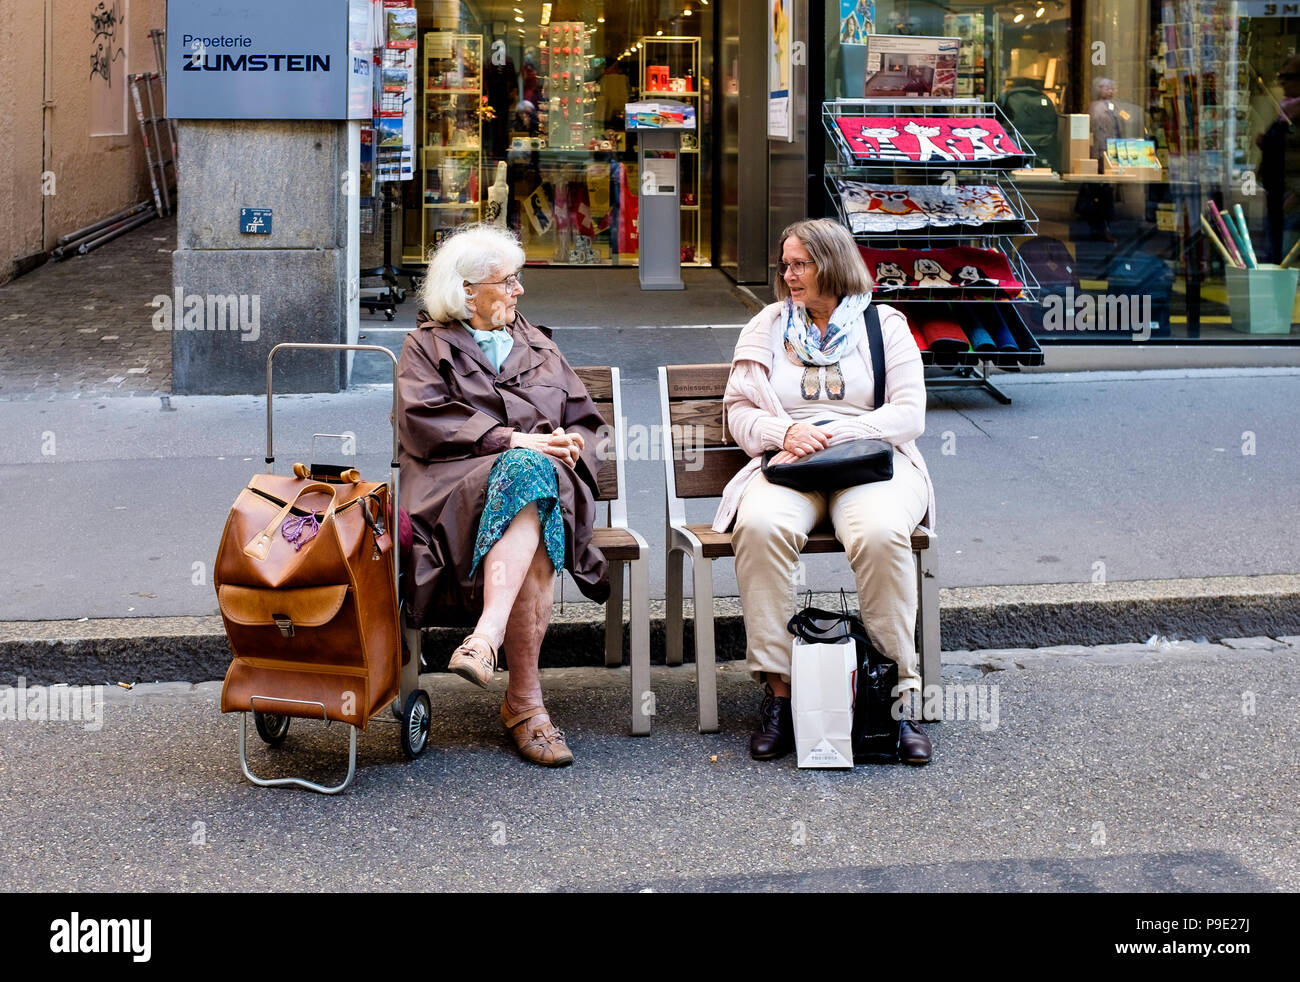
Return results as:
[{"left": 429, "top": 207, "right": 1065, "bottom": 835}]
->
[
  {"left": 3, "top": 366, "right": 1299, "bottom": 620},
  {"left": 1, "top": 640, "right": 1295, "bottom": 892}
]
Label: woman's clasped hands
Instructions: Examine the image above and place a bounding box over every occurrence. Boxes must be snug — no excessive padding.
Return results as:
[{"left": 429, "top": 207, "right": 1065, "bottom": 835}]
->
[
  {"left": 509, "top": 427, "right": 584, "bottom": 468},
  {"left": 766, "top": 421, "right": 833, "bottom": 466}
]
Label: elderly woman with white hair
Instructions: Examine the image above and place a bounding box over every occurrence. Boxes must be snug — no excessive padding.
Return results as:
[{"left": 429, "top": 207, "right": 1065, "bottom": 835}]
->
[{"left": 397, "top": 224, "right": 609, "bottom": 767}]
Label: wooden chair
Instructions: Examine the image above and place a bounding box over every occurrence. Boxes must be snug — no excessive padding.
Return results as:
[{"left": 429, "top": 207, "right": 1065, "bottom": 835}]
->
[{"left": 656, "top": 364, "right": 940, "bottom": 733}]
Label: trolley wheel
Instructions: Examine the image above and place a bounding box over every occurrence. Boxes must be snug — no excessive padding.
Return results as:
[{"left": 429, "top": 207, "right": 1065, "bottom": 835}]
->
[
  {"left": 400, "top": 689, "right": 431, "bottom": 759},
  {"left": 253, "top": 711, "right": 291, "bottom": 747},
  {"left": 384, "top": 309, "right": 395, "bottom": 321},
  {"left": 394, "top": 288, "right": 407, "bottom": 303}
]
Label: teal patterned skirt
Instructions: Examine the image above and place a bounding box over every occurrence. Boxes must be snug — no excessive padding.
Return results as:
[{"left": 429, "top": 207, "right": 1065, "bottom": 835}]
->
[{"left": 470, "top": 448, "right": 566, "bottom": 578}]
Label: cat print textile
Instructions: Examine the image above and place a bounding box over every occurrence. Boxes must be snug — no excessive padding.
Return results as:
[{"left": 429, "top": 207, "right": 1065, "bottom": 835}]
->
[{"left": 834, "top": 117, "right": 1025, "bottom": 164}]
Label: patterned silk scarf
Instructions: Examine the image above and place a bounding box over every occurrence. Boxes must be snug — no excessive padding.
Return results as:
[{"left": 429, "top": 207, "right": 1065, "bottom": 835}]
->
[
  {"left": 783, "top": 292, "right": 870, "bottom": 365},
  {"left": 783, "top": 293, "right": 870, "bottom": 402},
  {"left": 464, "top": 322, "right": 515, "bottom": 372}
]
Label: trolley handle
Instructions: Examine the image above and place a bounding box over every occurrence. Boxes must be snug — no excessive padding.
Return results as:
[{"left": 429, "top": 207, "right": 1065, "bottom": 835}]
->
[{"left": 264, "top": 343, "right": 400, "bottom": 471}]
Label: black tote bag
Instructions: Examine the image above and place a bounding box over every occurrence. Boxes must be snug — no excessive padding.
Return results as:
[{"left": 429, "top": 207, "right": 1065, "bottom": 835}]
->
[
  {"left": 761, "top": 304, "right": 893, "bottom": 494},
  {"left": 787, "top": 594, "right": 900, "bottom": 764}
]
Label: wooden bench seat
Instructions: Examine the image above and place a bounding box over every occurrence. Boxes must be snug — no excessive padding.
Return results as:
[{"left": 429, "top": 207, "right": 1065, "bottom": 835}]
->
[{"left": 657, "top": 363, "right": 940, "bottom": 733}]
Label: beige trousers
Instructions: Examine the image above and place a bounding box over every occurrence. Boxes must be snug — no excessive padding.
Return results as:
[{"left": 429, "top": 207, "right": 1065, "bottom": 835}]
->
[{"left": 732, "top": 454, "right": 930, "bottom": 692}]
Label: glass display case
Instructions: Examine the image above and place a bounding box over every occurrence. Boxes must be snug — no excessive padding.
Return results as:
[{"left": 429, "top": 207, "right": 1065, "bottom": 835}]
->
[{"left": 419, "top": 32, "right": 483, "bottom": 259}]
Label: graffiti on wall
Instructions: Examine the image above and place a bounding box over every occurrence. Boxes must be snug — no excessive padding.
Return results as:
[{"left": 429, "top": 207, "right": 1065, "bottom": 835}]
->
[
  {"left": 89, "top": 0, "right": 129, "bottom": 135},
  {"left": 90, "top": 0, "right": 126, "bottom": 84}
]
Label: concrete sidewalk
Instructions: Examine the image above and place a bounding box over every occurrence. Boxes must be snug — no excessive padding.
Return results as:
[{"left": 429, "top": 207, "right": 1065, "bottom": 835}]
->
[{"left": 1, "top": 640, "right": 1296, "bottom": 891}]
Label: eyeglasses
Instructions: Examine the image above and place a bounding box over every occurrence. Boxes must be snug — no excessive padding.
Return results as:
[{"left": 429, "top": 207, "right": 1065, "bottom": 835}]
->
[
  {"left": 778, "top": 259, "right": 816, "bottom": 277},
  {"left": 470, "top": 271, "right": 524, "bottom": 289}
]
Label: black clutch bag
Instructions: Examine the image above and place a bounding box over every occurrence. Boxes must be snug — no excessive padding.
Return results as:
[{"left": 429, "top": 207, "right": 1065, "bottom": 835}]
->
[
  {"left": 760, "top": 304, "right": 893, "bottom": 494},
  {"left": 762, "top": 439, "right": 893, "bottom": 492}
]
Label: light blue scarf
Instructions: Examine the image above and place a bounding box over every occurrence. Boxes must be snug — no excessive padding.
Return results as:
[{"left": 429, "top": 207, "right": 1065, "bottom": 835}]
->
[
  {"left": 464, "top": 322, "right": 514, "bottom": 372},
  {"left": 783, "top": 293, "right": 871, "bottom": 366}
]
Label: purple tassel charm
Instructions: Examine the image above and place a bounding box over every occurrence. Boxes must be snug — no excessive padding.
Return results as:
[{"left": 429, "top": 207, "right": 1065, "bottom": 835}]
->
[{"left": 281, "top": 512, "right": 320, "bottom": 551}]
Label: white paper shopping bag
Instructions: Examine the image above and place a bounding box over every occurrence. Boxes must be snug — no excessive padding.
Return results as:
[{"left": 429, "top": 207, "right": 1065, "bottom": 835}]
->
[{"left": 791, "top": 636, "right": 857, "bottom": 768}]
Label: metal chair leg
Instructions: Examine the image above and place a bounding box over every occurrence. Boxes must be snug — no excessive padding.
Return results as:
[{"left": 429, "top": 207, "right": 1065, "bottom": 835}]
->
[
  {"left": 665, "top": 546, "right": 684, "bottom": 666},
  {"left": 629, "top": 554, "right": 652, "bottom": 736},
  {"left": 691, "top": 548, "right": 719, "bottom": 734},
  {"left": 605, "top": 559, "right": 624, "bottom": 668},
  {"left": 917, "top": 538, "right": 941, "bottom": 722}
]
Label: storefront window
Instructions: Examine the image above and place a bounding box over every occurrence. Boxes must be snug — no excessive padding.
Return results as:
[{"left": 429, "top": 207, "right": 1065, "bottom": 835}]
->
[
  {"left": 386, "top": 1, "right": 713, "bottom": 268},
  {"left": 823, "top": 1, "right": 1300, "bottom": 341}
]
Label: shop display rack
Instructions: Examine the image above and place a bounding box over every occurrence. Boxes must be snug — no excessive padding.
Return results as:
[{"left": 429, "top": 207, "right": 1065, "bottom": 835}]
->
[
  {"left": 640, "top": 35, "right": 703, "bottom": 264},
  {"left": 823, "top": 98, "right": 1045, "bottom": 403},
  {"left": 419, "top": 33, "right": 483, "bottom": 260}
]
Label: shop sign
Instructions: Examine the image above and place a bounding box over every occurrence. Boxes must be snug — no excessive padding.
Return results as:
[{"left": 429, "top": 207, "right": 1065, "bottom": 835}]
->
[{"left": 166, "top": 0, "right": 373, "bottom": 120}]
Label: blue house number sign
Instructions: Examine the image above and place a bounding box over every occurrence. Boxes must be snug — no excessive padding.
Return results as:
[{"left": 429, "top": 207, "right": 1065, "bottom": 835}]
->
[{"left": 240, "top": 208, "right": 273, "bottom": 234}]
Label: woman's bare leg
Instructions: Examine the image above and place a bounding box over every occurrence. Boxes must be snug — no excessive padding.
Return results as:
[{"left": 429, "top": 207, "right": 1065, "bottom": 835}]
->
[
  {"left": 501, "top": 545, "right": 556, "bottom": 709},
  {"left": 470, "top": 502, "right": 543, "bottom": 652}
]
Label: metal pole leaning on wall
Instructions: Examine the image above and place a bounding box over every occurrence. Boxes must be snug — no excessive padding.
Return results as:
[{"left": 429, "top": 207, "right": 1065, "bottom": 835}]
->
[{"left": 130, "top": 73, "right": 167, "bottom": 215}]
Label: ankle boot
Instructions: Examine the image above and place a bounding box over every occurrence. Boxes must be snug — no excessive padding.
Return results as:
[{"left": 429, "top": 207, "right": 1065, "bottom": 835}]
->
[
  {"left": 896, "top": 702, "right": 932, "bottom": 765},
  {"left": 749, "top": 683, "right": 795, "bottom": 760}
]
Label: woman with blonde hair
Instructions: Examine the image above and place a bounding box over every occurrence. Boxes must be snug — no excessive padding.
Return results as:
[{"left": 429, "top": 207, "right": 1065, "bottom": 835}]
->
[
  {"left": 397, "top": 224, "right": 608, "bottom": 767},
  {"left": 717, "top": 218, "right": 936, "bottom": 764}
]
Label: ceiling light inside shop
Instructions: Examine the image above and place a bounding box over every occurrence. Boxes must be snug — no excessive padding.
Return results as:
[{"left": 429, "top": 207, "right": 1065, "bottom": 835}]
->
[
  {"left": 683, "top": 7, "right": 692, "bottom": 14},
  {"left": 514, "top": 15, "right": 524, "bottom": 23},
  {"left": 597, "top": 16, "right": 605, "bottom": 23},
  {"left": 1013, "top": 12, "right": 1025, "bottom": 22},
  {"left": 1036, "top": 5, "right": 1045, "bottom": 14},
  {"left": 656, "top": 29, "right": 663, "bottom": 35}
]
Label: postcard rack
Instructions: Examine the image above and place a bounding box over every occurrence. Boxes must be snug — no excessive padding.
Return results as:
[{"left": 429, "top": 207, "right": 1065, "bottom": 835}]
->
[{"left": 823, "top": 99, "right": 1045, "bottom": 403}]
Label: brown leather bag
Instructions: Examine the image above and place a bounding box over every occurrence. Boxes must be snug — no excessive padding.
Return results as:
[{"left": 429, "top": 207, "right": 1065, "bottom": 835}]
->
[{"left": 215, "top": 472, "right": 400, "bottom": 730}]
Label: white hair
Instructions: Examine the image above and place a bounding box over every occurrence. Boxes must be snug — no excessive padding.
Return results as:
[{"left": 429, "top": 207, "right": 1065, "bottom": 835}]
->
[{"left": 420, "top": 223, "right": 526, "bottom": 323}]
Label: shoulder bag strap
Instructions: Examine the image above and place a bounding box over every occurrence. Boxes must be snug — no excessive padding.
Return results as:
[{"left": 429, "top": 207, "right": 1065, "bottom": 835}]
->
[{"left": 864, "top": 305, "right": 885, "bottom": 410}]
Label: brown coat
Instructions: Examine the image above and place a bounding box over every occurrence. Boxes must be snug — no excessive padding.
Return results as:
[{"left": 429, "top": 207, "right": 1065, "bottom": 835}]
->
[{"left": 397, "top": 310, "right": 609, "bottom": 626}]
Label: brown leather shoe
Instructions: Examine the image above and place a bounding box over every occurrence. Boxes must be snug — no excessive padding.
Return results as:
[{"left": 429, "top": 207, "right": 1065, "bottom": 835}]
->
[
  {"left": 448, "top": 632, "right": 496, "bottom": 688},
  {"left": 501, "top": 695, "right": 574, "bottom": 767},
  {"left": 749, "top": 684, "right": 795, "bottom": 760},
  {"left": 897, "top": 705, "right": 932, "bottom": 765}
]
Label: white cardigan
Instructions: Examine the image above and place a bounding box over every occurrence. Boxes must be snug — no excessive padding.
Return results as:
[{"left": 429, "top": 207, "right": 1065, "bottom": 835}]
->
[{"left": 711, "top": 299, "right": 937, "bottom": 533}]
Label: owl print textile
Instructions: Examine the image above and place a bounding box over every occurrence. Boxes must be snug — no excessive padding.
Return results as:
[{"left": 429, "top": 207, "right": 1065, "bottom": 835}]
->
[
  {"left": 833, "top": 180, "right": 1020, "bottom": 234},
  {"left": 834, "top": 117, "right": 1025, "bottom": 164}
]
